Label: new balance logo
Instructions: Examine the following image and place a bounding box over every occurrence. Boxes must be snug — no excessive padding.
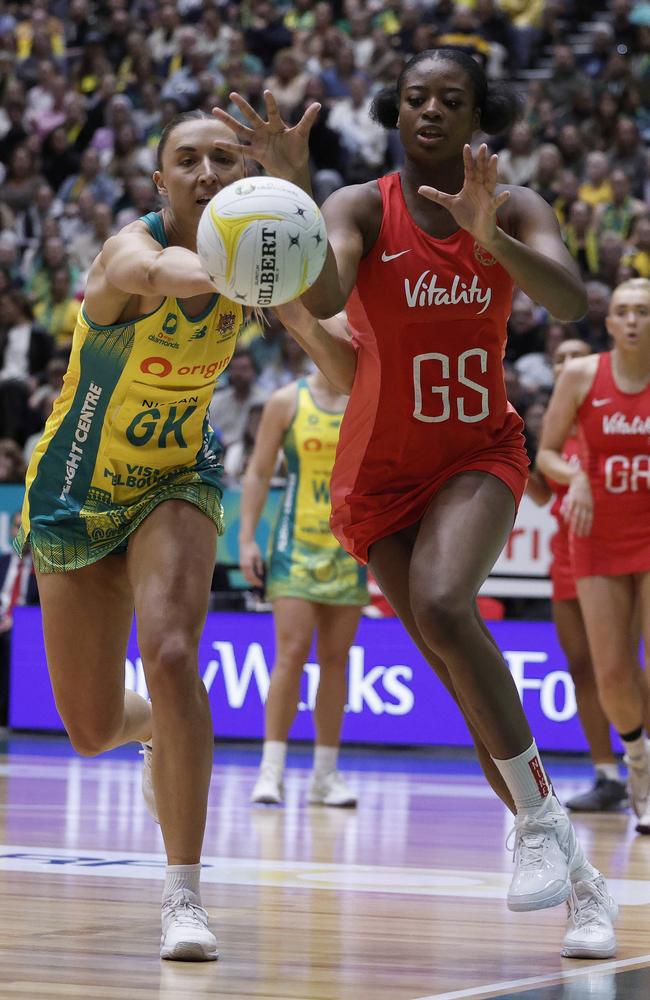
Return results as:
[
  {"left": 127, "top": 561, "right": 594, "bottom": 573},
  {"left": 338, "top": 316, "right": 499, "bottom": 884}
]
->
[
  {"left": 592, "top": 398, "right": 611, "bottom": 407},
  {"left": 381, "top": 249, "right": 411, "bottom": 262}
]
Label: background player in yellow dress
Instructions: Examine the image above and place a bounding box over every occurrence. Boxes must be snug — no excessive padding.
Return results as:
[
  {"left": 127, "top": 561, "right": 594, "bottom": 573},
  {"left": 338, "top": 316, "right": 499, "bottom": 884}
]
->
[
  {"left": 13, "top": 100, "right": 320, "bottom": 961},
  {"left": 239, "top": 359, "right": 368, "bottom": 807}
]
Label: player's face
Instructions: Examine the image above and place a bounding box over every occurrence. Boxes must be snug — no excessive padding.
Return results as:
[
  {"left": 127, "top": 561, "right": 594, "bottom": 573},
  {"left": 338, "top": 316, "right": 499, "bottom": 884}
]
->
[
  {"left": 154, "top": 119, "right": 245, "bottom": 223},
  {"left": 606, "top": 287, "right": 650, "bottom": 351},
  {"left": 398, "top": 59, "right": 480, "bottom": 164},
  {"left": 553, "top": 338, "right": 590, "bottom": 377}
]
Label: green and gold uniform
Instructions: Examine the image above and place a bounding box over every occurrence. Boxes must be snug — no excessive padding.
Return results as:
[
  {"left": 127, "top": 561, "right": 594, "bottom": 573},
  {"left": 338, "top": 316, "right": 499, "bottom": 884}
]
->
[
  {"left": 16, "top": 213, "right": 244, "bottom": 572},
  {"left": 266, "top": 379, "right": 368, "bottom": 605}
]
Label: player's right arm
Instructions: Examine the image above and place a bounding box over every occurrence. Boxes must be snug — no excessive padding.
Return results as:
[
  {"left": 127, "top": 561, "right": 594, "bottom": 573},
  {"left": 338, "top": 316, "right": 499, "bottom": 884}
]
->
[
  {"left": 537, "top": 356, "right": 598, "bottom": 535},
  {"left": 299, "top": 185, "right": 367, "bottom": 319},
  {"left": 84, "top": 223, "right": 217, "bottom": 323},
  {"left": 239, "top": 386, "right": 295, "bottom": 587}
]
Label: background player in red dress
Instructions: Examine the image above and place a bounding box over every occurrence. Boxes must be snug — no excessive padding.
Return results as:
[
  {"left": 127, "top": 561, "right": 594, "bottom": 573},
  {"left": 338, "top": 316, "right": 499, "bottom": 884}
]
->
[
  {"left": 216, "top": 49, "right": 618, "bottom": 956},
  {"left": 529, "top": 338, "right": 627, "bottom": 812},
  {"left": 538, "top": 278, "right": 650, "bottom": 835}
]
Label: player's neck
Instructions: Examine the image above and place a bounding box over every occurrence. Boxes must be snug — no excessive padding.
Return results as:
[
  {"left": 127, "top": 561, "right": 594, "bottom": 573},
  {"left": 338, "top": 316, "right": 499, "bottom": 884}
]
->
[
  {"left": 162, "top": 208, "right": 197, "bottom": 252},
  {"left": 401, "top": 158, "right": 465, "bottom": 198},
  {"left": 612, "top": 346, "right": 650, "bottom": 387}
]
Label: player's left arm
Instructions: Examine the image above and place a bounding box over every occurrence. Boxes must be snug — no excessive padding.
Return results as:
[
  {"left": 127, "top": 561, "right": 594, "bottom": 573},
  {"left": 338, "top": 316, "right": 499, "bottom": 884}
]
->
[{"left": 494, "top": 186, "right": 587, "bottom": 321}]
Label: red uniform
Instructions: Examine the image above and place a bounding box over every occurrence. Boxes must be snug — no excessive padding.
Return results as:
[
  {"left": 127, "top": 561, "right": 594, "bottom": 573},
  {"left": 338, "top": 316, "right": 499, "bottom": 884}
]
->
[
  {"left": 330, "top": 172, "right": 529, "bottom": 564},
  {"left": 571, "top": 352, "right": 650, "bottom": 579},
  {"left": 547, "top": 435, "right": 580, "bottom": 601}
]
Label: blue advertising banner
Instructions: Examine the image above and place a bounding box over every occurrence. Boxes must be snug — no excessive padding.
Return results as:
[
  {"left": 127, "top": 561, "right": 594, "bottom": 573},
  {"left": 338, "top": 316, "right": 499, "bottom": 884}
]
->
[{"left": 9, "top": 608, "right": 603, "bottom": 752}]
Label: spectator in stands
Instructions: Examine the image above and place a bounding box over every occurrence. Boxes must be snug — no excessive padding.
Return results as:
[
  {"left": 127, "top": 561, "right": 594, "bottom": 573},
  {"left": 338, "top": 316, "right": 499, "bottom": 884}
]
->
[
  {"left": 497, "top": 122, "right": 539, "bottom": 187},
  {"left": 564, "top": 200, "right": 599, "bottom": 278},
  {"left": 26, "top": 356, "right": 67, "bottom": 461},
  {"left": 544, "top": 45, "right": 589, "bottom": 108},
  {"left": 258, "top": 334, "right": 315, "bottom": 394},
  {"left": 556, "top": 123, "right": 586, "bottom": 176},
  {"left": 222, "top": 402, "right": 270, "bottom": 487},
  {"left": 328, "top": 75, "right": 388, "bottom": 184},
  {"left": 0, "top": 144, "right": 44, "bottom": 216},
  {"left": 596, "top": 229, "right": 627, "bottom": 287},
  {"left": 515, "top": 322, "right": 568, "bottom": 394},
  {"left": 530, "top": 144, "right": 562, "bottom": 205},
  {"left": 33, "top": 266, "right": 80, "bottom": 350},
  {"left": 264, "top": 48, "right": 310, "bottom": 119},
  {"left": 0, "top": 290, "right": 52, "bottom": 444},
  {"left": 208, "top": 349, "right": 268, "bottom": 450},
  {"left": 522, "top": 396, "right": 549, "bottom": 462},
  {"left": 0, "top": 441, "right": 27, "bottom": 485},
  {"left": 24, "top": 235, "right": 79, "bottom": 307},
  {"left": 506, "top": 291, "right": 548, "bottom": 361},
  {"left": 148, "top": 3, "right": 182, "bottom": 73},
  {"left": 623, "top": 214, "right": 650, "bottom": 278},
  {"left": 610, "top": 118, "right": 646, "bottom": 196},
  {"left": 573, "top": 281, "right": 612, "bottom": 351},
  {"left": 595, "top": 168, "right": 646, "bottom": 238},
  {"left": 58, "top": 147, "right": 120, "bottom": 208},
  {"left": 578, "top": 152, "right": 613, "bottom": 209},
  {"left": 0, "top": 90, "right": 30, "bottom": 166},
  {"left": 580, "top": 22, "right": 615, "bottom": 79}
]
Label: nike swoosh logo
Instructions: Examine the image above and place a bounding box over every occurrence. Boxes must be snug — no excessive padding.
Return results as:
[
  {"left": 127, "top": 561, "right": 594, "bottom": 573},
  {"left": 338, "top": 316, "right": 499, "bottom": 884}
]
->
[
  {"left": 381, "top": 249, "right": 411, "bottom": 262},
  {"left": 592, "top": 398, "right": 611, "bottom": 407}
]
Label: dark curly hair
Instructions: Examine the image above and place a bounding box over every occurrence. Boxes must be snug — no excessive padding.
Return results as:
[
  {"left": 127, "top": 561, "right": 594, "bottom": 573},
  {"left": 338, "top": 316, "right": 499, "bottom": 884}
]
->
[{"left": 370, "top": 48, "right": 521, "bottom": 136}]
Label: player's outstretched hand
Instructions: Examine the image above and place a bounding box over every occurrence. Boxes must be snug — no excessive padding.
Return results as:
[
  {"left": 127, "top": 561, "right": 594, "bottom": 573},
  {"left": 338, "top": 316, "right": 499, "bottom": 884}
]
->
[
  {"left": 561, "top": 471, "right": 593, "bottom": 537},
  {"left": 418, "top": 144, "right": 510, "bottom": 250},
  {"left": 211, "top": 90, "right": 320, "bottom": 181}
]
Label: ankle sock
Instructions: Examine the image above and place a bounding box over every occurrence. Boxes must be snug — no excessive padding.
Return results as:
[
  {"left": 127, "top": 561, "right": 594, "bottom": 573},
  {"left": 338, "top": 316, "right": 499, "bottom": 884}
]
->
[
  {"left": 492, "top": 740, "right": 551, "bottom": 812},
  {"left": 163, "top": 863, "right": 201, "bottom": 902}
]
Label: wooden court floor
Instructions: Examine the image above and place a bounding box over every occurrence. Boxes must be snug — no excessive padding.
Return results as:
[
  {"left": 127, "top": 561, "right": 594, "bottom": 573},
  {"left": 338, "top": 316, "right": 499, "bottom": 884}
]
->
[{"left": 0, "top": 739, "right": 649, "bottom": 1000}]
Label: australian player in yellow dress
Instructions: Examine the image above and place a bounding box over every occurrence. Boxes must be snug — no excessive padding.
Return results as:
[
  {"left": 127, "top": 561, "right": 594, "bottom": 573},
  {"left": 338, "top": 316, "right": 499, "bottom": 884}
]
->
[
  {"left": 239, "top": 366, "right": 367, "bottom": 807},
  {"left": 14, "top": 97, "right": 322, "bottom": 963}
]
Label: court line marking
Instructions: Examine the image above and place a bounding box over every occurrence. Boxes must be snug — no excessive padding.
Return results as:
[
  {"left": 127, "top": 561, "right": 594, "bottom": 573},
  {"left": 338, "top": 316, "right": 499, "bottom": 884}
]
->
[{"left": 413, "top": 952, "right": 650, "bottom": 1000}]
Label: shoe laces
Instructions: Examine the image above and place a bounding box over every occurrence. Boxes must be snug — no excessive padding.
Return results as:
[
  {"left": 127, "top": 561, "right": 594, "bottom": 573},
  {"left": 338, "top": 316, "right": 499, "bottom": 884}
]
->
[
  {"left": 567, "top": 880, "right": 606, "bottom": 929},
  {"left": 163, "top": 889, "right": 208, "bottom": 928},
  {"left": 506, "top": 809, "right": 559, "bottom": 869}
]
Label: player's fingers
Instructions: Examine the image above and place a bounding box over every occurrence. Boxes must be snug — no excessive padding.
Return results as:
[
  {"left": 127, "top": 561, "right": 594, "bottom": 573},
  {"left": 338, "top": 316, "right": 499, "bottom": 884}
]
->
[
  {"left": 494, "top": 190, "right": 510, "bottom": 211},
  {"left": 476, "top": 143, "right": 488, "bottom": 185},
  {"left": 211, "top": 105, "right": 254, "bottom": 137},
  {"left": 487, "top": 153, "right": 499, "bottom": 190},
  {"left": 228, "top": 92, "right": 266, "bottom": 127},
  {"left": 463, "top": 143, "right": 475, "bottom": 181},
  {"left": 295, "top": 101, "right": 322, "bottom": 136},
  {"left": 418, "top": 185, "right": 451, "bottom": 208},
  {"left": 263, "top": 89, "right": 286, "bottom": 127}
]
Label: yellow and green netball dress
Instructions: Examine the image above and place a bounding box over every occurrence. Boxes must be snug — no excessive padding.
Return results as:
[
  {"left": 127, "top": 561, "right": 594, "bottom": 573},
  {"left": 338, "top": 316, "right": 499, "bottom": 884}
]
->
[
  {"left": 266, "top": 379, "right": 368, "bottom": 605},
  {"left": 16, "top": 212, "right": 244, "bottom": 573}
]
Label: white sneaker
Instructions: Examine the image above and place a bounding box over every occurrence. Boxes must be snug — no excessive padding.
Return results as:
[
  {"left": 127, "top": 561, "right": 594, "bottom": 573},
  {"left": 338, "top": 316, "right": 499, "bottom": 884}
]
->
[
  {"left": 562, "top": 876, "right": 618, "bottom": 959},
  {"left": 635, "top": 802, "right": 650, "bottom": 834},
  {"left": 625, "top": 743, "right": 650, "bottom": 819},
  {"left": 507, "top": 795, "right": 585, "bottom": 912},
  {"left": 160, "top": 888, "right": 218, "bottom": 961},
  {"left": 307, "top": 771, "right": 357, "bottom": 807},
  {"left": 251, "top": 764, "right": 284, "bottom": 804},
  {"left": 140, "top": 742, "right": 158, "bottom": 823}
]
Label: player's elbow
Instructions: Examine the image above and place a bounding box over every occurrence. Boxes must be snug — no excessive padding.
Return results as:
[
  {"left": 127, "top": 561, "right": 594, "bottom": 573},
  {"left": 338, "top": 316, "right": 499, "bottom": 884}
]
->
[{"left": 554, "top": 285, "right": 588, "bottom": 322}]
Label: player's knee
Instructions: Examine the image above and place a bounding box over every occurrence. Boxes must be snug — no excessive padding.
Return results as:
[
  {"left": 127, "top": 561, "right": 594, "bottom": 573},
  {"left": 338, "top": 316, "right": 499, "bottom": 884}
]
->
[
  {"left": 66, "top": 718, "right": 121, "bottom": 757},
  {"left": 566, "top": 656, "right": 593, "bottom": 689},
  {"left": 411, "top": 590, "right": 469, "bottom": 652},
  {"left": 594, "top": 661, "right": 628, "bottom": 697},
  {"left": 141, "top": 631, "right": 199, "bottom": 695}
]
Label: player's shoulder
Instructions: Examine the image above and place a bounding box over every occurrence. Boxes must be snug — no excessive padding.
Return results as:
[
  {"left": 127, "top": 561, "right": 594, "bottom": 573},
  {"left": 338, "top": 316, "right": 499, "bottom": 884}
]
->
[
  {"left": 496, "top": 184, "right": 553, "bottom": 233},
  {"left": 266, "top": 381, "right": 298, "bottom": 423},
  {"left": 560, "top": 354, "right": 600, "bottom": 401},
  {"left": 322, "top": 180, "right": 381, "bottom": 226}
]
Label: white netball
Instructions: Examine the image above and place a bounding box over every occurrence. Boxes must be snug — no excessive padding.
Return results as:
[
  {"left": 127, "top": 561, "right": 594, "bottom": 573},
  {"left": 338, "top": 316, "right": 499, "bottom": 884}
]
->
[{"left": 196, "top": 175, "right": 328, "bottom": 308}]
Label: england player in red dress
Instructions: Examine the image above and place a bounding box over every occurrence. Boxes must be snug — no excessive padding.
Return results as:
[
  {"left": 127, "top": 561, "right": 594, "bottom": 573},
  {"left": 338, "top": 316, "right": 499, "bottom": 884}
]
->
[
  {"left": 216, "top": 48, "right": 617, "bottom": 957},
  {"left": 529, "top": 339, "right": 626, "bottom": 812},
  {"left": 538, "top": 278, "right": 650, "bottom": 836}
]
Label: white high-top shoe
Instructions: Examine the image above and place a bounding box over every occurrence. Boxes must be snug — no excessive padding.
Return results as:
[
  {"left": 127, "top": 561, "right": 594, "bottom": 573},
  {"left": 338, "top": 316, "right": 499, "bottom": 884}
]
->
[
  {"left": 507, "top": 794, "right": 585, "bottom": 912},
  {"left": 160, "top": 888, "right": 218, "bottom": 961},
  {"left": 562, "top": 875, "right": 618, "bottom": 959}
]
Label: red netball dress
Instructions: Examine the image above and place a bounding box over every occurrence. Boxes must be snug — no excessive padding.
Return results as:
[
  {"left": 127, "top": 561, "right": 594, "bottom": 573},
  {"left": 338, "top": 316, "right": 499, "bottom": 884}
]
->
[
  {"left": 330, "top": 172, "right": 529, "bottom": 564},
  {"left": 546, "top": 435, "right": 580, "bottom": 601},
  {"left": 571, "top": 352, "right": 650, "bottom": 579}
]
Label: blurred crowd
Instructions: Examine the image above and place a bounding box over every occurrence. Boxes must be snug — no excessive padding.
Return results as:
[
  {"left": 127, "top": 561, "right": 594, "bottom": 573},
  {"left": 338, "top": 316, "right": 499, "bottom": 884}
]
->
[{"left": 0, "top": 0, "right": 648, "bottom": 486}]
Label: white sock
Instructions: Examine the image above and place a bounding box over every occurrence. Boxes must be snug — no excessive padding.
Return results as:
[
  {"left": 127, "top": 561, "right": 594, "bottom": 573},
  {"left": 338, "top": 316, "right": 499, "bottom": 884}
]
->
[
  {"left": 313, "top": 744, "right": 338, "bottom": 777},
  {"left": 163, "top": 863, "right": 201, "bottom": 902},
  {"left": 595, "top": 762, "right": 620, "bottom": 782},
  {"left": 261, "top": 740, "right": 287, "bottom": 771},
  {"left": 622, "top": 733, "right": 647, "bottom": 760},
  {"left": 492, "top": 740, "right": 551, "bottom": 812}
]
